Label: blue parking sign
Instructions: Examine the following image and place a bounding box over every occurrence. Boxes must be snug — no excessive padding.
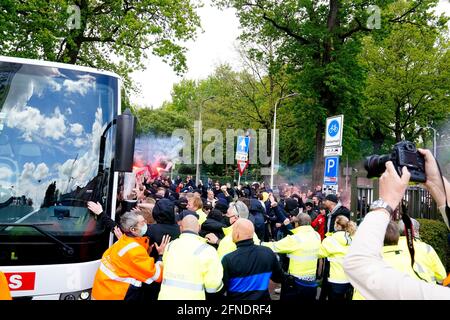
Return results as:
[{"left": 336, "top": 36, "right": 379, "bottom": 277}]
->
[{"left": 323, "top": 156, "right": 339, "bottom": 185}]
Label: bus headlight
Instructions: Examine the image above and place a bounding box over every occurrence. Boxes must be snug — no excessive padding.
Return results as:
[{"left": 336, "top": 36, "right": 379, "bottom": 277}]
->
[{"left": 59, "top": 289, "right": 91, "bottom": 300}]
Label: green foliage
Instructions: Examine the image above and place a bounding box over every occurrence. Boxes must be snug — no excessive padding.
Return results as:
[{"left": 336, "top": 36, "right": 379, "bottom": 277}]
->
[
  {"left": 133, "top": 107, "right": 190, "bottom": 137},
  {"left": 416, "top": 218, "right": 449, "bottom": 270},
  {"left": 214, "top": 0, "right": 446, "bottom": 184},
  {"left": 0, "top": 0, "right": 201, "bottom": 87},
  {"left": 360, "top": 21, "right": 450, "bottom": 144}
]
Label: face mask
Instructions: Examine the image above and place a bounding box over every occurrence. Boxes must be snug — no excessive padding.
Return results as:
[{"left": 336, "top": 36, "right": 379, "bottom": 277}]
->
[
  {"left": 138, "top": 223, "right": 148, "bottom": 236},
  {"left": 223, "top": 216, "right": 232, "bottom": 227}
]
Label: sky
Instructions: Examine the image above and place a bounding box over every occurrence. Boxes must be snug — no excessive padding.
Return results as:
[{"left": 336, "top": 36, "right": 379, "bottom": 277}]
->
[
  {"left": 130, "top": 0, "right": 450, "bottom": 110},
  {"left": 129, "top": 1, "right": 241, "bottom": 109}
]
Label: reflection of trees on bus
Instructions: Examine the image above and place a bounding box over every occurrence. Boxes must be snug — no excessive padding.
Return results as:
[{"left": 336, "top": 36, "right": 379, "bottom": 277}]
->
[{"left": 41, "top": 181, "right": 57, "bottom": 208}]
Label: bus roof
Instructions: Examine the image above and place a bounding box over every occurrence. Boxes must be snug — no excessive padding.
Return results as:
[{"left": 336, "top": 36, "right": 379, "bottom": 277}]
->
[{"left": 0, "top": 55, "right": 121, "bottom": 79}]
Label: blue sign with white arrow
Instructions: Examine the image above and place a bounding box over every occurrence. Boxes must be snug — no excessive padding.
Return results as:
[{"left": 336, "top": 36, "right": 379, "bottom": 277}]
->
[
  {"left": 235, "top": 136, "right": 250, "bottom": 161},
  {"left": 323, "top": 156, "right": 339, "bottom": 185},
  {"left": 237, "top": 136, "right": 250, "bottom": 154}
]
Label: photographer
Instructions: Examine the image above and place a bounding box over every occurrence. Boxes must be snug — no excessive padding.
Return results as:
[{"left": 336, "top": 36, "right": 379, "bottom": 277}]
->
[{"left": 344, "top": 148, "right": 450, "bottom": 299}]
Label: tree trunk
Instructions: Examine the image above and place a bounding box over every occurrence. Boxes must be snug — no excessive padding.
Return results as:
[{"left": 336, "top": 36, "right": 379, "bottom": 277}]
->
[
  {"left": 59, "top": 0, "right": 88, "bottom": 64},
  {"left": 372, "top": 126, "right": 385, "bottom": 154},
  {"left": 312, "top": 121, "right": 325, "bottom": 187},
  {"left": 395, "top": 101, "right": 402, "bottom": 142}
]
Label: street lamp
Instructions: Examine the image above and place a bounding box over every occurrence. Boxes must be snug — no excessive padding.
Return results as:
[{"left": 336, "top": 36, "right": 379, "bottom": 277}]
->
[
  {"left": 270, "top": 92, "right": 299, "bottom": 190},
  {"left": 195, "top": 96, "right": 215, "bottom": 186}
]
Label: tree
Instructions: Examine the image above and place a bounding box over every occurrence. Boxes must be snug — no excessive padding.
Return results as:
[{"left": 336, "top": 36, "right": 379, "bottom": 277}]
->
[
  {"left": 134, "top": 107, "right": 190, "bottom": 136},
  {"left": 360, "top": 23, "right": 450, "bottom": 144},
  {"left": 0, "top": 0, "right": 200, "bottom": 86},
  {"left": 215, "top": 0, "right": 444, "bottom": 185}
]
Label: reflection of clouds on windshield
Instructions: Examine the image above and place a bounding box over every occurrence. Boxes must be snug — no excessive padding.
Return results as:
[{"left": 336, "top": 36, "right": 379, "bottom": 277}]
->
[
  {"left": 63, "top": 75, "right": 96, "bottom": 96},
  {"left": 74, "top": 138, "right": 86, "bottom": 148},
  {"left": 17, "top": 162, "right": 50, "bottom": 207},
  {"left": 7, "top": 106, "right": 67, "bottom": 141},
  {"left": 70, "top": 123, "right": 84, "bottom": 136},
  {"left": 57, "top": 107, "right": 105, "bottom": 192},
  {"left": 0, "top": 167, "right": 13, "bottom": 179},
  {"left": 3, "top": 65, "right": 62, "bottom": 112},
  {"left": 14, "top": 107, "right": 107, "bottom": 208}
]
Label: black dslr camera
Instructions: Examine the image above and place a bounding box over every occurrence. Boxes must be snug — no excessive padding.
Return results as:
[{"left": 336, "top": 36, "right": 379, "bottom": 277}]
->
[{"left": 364, "top": 140, "right": 426, "bottom": 183}]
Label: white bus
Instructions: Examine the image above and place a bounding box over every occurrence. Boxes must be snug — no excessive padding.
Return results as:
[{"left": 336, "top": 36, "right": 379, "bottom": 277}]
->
[{"left": 0, "top": 56, "right": 135, "bottom": 300}]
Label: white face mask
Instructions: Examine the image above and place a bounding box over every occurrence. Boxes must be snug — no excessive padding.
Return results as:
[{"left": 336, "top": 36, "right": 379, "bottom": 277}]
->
[{"left": 138, "top": 223, "right": 148, "bottom": 236}]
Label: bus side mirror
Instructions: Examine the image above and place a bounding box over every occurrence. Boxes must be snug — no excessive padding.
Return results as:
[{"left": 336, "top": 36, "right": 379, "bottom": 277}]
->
[{"left": 115, "top": 109, "right": 136, "bottom": 172}]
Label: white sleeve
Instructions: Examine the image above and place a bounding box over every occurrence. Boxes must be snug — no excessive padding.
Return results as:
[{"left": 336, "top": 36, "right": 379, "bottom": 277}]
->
[{"left": 343, "top": 211, "right": 450, "bottom": 300}]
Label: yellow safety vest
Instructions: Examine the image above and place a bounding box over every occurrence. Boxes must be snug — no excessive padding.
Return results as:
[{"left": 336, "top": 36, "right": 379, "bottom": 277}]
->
[
  {"left": 158, "top": 232, "right": 223, "bottom": 300},
  {"left": 217, "top": 224, "right": 260, "bottom": 259},
  {"left": 353, "top": 244, "right": 432, "bottom": 300},
  {"left": 398, "top": 236, "right": 447, "bottom": 284},
  {"left": 196, "top": 209, "right": 207, "bottom": 226},
  {"left": 263, "top": 225, "right": 321, "bottom": 281},
  {"left": 319, "top": 231, "right": 352, "bottom": 284}
]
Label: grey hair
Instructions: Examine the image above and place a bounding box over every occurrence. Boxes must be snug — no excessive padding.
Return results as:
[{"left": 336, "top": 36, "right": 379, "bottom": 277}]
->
[
  {"left": 120, "top": 211, "right": 141, "bottom": 232},
  {"left": 298, "top": 213, "right": 311, "bottom": 226},
  {"left": 398, "top": 218, "right": 420, "bottom": 239},
  {"left": 231, "top": 201, "right": 249, "bottom": 219}
]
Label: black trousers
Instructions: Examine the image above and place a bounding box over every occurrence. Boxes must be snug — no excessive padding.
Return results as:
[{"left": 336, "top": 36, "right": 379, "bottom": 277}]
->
[
  {"left": 328, "top": 282, "right": 354, "bottom": 301},
  {"left": 280, "top": 277, "right": 318, "bottom": 301}
]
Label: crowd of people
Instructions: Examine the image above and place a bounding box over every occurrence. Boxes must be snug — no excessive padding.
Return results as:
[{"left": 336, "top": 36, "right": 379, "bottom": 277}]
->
[
  {"left": 77, "top": 148, "right": 449, "bottom": 300},
  {"left": 0, "top": 149, "right": 449, "bottom": 301}
]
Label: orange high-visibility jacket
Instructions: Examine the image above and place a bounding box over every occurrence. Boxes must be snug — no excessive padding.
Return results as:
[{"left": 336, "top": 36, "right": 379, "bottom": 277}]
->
[
  {"left": 92, "top": 234, "right": 163, "bottom": 300},
  {"left": 0, "top": 272, "right": 12, "bottom": 300},
  {"left": 444, "top": 273, "right": 450, "bottom": 287}
]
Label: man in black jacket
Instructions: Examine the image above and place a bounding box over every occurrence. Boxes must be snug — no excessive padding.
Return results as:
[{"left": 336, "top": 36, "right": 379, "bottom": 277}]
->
[
  {"left": 221, "top": 219, "right": 284, "bottom": 300},
  {"left": 323, "top": 194, "right": 351, "bottom": 233}
]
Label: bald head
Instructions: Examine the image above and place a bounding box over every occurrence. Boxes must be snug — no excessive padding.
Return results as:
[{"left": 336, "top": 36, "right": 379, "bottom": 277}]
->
[
  {"left": 298, "top": 213, "right": 311, "bottom": 226},
  {"left": 232, "top": 219, "right": 254, "bottom": 243},
  {"left": 180, "top": 215, "right": 200, "bottom": 233}
]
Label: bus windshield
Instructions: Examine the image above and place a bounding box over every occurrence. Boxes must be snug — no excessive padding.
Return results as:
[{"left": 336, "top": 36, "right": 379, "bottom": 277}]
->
[{"left": 0, "top": 60, "right": 117, "bottom": 245}]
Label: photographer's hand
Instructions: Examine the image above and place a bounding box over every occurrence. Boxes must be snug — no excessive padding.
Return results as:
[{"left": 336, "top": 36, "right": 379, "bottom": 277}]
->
[
  {"left": 379, "top": 162, "right": 411, "bottom": 210},
  {"left": 418, "top": 148, "right": 447, "bottom": 207}
]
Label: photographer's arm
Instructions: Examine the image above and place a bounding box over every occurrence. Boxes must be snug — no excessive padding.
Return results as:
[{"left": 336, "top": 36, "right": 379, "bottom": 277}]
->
[
  {"left": 418, "top": 149, "right": 450, "bottom": 229},
  {"left": 344, "top": 162, "right": 450, "bottom": 299}
]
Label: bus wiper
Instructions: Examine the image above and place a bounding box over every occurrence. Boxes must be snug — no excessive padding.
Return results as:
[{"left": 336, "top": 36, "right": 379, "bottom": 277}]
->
[{"left": 0, "top": 223, "right": 74, "bottom": 256}]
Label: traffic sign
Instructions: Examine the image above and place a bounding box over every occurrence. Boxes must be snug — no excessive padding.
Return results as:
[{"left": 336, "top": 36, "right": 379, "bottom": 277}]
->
[
  {"left": 325, "top": 115, "right": 344, "bottom": 147},
  {"left": 237, "top": 160, "right": 249, "bottom": 176},
  {"left": 324, "top": 146, "right": 342, "bottom": 157},
  {"left": 323, "top": 156, "right": 339, "bottom": 185},
  {"left": 235, "top": 136, "right": 250, "bottom": 161}
]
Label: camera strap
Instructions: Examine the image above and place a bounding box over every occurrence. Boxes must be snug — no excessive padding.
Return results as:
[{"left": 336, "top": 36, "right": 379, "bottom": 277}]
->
[
  {"left": 401, "top": 154, "right": 450, "bottom": 282},
  {"left": 399, "top": 210, "right": 425, "bottom": 281}
]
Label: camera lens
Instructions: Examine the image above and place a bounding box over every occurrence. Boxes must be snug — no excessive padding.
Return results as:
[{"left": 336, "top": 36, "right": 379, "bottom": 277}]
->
[{"left": 364, "top": 154, "right": 391, "bottom": 179}]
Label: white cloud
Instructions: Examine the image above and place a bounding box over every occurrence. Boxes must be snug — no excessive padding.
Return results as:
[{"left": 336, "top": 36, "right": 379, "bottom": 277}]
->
[
  {"left": 0, "top": 167, "right": 13, "bottom": 180},
  {"left": 66, "top": 107, "right": 73, "bottom": 115},
  {"left": 43, "top": 107, "right": 66, "bottom": 140},
  {"left": 70, "top": 123, "right": 84, "bottom": 136},
  {"left": 63, "top": 74, "right": 96, "bottom": 96},
  {"left": 74, "top": 137, "right": 86, "bottom": 148},
  {"left": 33, "top": 163, "right": 49, "bottom": 180},
  {"left": 7, "top": 106, "right": 67, "bottom": 141},
  {"left": 2, "top": 65, "right": 62, "bottom": 112}
]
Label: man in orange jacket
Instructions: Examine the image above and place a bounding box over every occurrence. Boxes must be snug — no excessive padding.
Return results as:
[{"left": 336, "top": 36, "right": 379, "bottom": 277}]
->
[
  {"left": 92, "top": 211, "right": 170, "bottom": 300},
  {"left": 0, "top": 272, "right": 12, "bottom": 300}
]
